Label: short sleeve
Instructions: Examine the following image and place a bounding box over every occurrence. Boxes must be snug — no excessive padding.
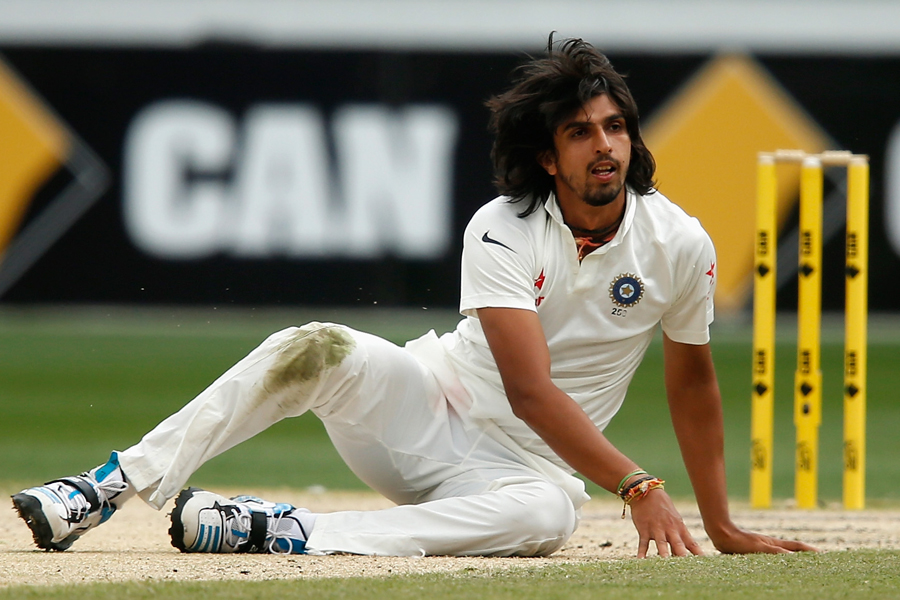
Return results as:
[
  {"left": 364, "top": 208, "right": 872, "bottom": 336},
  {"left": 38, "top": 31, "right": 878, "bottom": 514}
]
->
[
  {"left": 660, "top": 223, "right": 717, "bottom": 345},
  {"left": 459, "top": 202, "right": 539, "bottom": 317}
]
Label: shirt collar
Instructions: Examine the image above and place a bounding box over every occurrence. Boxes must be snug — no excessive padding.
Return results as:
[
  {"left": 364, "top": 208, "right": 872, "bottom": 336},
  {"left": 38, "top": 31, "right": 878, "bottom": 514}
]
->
[{"left": 543, "top": 188, "right": 637, "bottom": 251}]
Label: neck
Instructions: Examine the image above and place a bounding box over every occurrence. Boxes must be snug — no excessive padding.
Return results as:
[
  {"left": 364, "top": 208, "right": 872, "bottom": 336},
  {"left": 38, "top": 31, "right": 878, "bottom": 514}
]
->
[{"left": 557, "top": 192, "right": 627, "bottom": 233}]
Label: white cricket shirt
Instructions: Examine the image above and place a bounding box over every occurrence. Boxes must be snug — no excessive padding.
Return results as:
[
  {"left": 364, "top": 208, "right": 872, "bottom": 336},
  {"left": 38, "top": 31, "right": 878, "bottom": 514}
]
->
[{"left": 437, "top": 188, "right": 717, "bottom": 471}]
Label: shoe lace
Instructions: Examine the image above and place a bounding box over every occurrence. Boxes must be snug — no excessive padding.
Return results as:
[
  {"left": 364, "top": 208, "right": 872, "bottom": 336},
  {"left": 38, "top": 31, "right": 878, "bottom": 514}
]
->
[
  {"left": 81, "top": 470, "right": 129, "bottom": 510},
  {"left": 58, "top": 486, "right": 91, "bottom": 524},
  {"left": 55, "top": 473, "right": 127, "bottom": 524},
  {"left": 223, "top": 505, "right": 303, "bottom": 554},
  {"left": 223, "top": 508, "right": 254, "bottom": 550},
  {"left": 266, "top": 510, "right": 302, "bottom": 555}
]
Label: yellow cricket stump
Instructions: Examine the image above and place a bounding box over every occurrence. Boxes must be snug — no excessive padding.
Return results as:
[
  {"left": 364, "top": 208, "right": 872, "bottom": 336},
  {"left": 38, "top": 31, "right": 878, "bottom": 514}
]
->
[
  {"left": 843, "top": 158, "right": 868, "bottom": 510},
  {"left": 750, "top": 155, "right": 777, "bottom": 509},
  {"left": 751, "top": 150, "right": 868, "bottom": 510},
  {"left": 795, "top": 157, "right": 823, "bottom": 509}
]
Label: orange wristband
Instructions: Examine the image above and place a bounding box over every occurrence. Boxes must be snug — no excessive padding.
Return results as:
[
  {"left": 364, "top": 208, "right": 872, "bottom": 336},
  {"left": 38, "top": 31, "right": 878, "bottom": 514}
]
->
[{"left": 620, "top": 477, "right": 665, "bottom": 518}]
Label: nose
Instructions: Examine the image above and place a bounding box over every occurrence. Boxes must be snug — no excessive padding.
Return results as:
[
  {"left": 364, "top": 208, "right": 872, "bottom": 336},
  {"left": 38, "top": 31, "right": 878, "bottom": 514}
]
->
[{"left": 594, "top": 130, "right": 612, "bottom": 154}]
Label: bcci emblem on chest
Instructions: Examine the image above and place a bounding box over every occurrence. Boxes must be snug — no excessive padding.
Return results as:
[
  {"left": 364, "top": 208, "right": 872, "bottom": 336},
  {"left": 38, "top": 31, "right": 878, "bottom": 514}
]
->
[{"left": 609, "top": 273, "right": 645, "bottom": 308}]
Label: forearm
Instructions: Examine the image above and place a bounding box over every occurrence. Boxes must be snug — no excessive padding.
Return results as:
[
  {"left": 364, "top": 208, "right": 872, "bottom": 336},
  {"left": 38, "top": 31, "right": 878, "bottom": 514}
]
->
[
  {"left": 668, "top": 397, "right": 735, "bottom": 538},
  {"left": 666, "top": 350, "right": 734, "bottom": 542},
  {"left": 663, "top": 337, "right": 738, "bottom": 540},
  {"left": 511, "top": 385, "right": 640, "bottom": 494},
  {"left": 672, "top": 390, "right": 815, "bottom": 553},
  {"left": 477, "top": 307, "right": 644, "bottom": 494}
]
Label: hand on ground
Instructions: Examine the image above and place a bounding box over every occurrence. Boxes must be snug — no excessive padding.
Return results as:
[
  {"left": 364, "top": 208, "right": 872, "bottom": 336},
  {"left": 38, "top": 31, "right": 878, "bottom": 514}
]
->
[
  {"left": 628, "top": 489, "right": 704, "bottom": 558},
  {"left": 710, "top": 528, "right": 819, "bottom": 555}
]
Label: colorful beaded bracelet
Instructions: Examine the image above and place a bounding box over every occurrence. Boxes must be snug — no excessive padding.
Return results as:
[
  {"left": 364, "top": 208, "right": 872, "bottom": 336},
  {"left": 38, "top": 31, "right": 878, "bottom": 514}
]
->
[{"left": 620, "top": 476, "right": 665, "bottom": 518}]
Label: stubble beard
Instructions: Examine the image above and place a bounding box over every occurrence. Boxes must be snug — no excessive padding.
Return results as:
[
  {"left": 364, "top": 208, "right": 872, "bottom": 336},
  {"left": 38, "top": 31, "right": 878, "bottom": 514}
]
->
[
  {"left": 581, "top": 181, "right": 625, "bottom": 207},
  {"left": 559, "top": 172, "right": 625, "bottom": 208}
]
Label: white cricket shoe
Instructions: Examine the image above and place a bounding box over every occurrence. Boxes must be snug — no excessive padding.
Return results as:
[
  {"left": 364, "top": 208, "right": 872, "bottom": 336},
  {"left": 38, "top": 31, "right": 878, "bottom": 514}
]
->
[
  {"left": 169, "top": 487, "right": 312, "bottom": 554},
  {"left": 11, "top": 452, "right": 130, "bottom": 551}
]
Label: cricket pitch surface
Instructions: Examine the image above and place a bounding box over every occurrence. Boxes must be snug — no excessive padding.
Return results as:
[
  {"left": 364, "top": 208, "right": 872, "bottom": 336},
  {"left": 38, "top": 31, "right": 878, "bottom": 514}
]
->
[{"left": 3, "top": 488, "right": 900, "bottom": 587}]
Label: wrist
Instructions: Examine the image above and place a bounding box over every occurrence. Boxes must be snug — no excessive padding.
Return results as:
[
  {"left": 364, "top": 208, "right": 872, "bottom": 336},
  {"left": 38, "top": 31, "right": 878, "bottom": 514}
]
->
[
  {"left": 619, "top": 475, "right": 665, "bottom": 518},
  {"left": 615, "top": 469, "right": 648, "bottom": 496},
  {"left": 704, "top": 519, "right": 742, "bottom": 543}
]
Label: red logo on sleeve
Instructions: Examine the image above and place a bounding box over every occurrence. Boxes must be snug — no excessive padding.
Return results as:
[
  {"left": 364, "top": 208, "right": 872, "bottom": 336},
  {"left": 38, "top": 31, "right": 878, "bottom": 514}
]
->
[
  {"left": 706, "top": 261, "right": 716, "bottom": 301},
  {"left": 534, "top": 269, "right": 546, "bottom": 306}
]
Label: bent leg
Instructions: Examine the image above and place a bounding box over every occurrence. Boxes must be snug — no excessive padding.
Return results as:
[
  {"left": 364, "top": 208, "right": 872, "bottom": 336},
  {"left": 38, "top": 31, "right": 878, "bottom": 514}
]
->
[{"left": 119, "top": 323, "right": 363, "bottom": 509}]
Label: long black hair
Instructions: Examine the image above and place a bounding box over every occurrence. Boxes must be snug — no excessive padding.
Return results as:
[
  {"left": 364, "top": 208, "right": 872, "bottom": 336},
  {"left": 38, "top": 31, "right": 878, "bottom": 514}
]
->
[{"left": 486, "top": 36, "right": 656, "bottom": 216}]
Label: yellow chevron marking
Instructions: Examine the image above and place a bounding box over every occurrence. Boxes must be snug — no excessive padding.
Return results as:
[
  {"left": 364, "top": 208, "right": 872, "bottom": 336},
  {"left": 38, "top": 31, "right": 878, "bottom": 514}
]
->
[
  {"left": 644, "top": 55, "right": 830, "bottom": 313},
  {"left": 0, "top": 58, "right": 70, "bottom": 258}
]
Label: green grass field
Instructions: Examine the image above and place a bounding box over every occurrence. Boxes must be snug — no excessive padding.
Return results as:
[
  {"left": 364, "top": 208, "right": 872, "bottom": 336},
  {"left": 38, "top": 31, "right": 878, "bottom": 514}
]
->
[
  {"left": 3, "top": 551, "right": 900, "bottom": 600},
  {"left": 3, "top": 306, "right": 900, "bottom": 598}
]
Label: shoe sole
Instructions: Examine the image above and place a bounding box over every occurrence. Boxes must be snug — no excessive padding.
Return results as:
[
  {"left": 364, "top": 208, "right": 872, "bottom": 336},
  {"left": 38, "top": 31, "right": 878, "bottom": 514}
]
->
[
  {"left": 168, "top": 486, "right": 201, "bottom": 552},
  {"left": 11, "top": 493, "right": 75, "bottom": 551}
]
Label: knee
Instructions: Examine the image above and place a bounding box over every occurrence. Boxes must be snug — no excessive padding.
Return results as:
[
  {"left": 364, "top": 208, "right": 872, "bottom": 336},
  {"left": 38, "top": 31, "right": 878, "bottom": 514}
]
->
[
  {"left": 523, "top": 481, "right": 577, "bottom": 543},
  {"left": 263, "top": 323, "right": 359, "bottom": 395},
  {"left": 500, "top": 480, "right": 577, "bottom": 556}
]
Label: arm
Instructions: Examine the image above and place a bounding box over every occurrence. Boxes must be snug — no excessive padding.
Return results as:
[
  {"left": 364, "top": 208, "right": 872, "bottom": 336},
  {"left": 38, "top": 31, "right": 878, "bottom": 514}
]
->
[
  {"left": 662, "top": 333, "right": 817, "bottom": 554},
  {"left": 478, "top": 306, "right": 702, "bottom": 557}
]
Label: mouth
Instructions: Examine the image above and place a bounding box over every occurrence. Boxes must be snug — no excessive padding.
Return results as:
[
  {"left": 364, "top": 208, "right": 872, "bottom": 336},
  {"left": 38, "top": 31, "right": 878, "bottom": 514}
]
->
[{"left": 590, "top": 161, "right": 617, "bottom": 181}]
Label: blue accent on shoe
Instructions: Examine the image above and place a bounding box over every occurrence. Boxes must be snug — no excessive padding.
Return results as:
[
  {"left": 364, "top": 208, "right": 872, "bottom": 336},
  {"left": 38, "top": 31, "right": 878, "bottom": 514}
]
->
[
  {"left": 98, "top": 504, "right": 117, "bottom": 525},
  {"left": 211, "top": 525, "right": 220, "bottom": 552},
  {"left": 35, "top": 487, "right": 62, "bottom": 504},
  {"left": 230, "top": 495, "right": 256, "bottom": 502},
  {"left": 194, "top": 524, "right": 206, "bottom": 551},
  {"left": 93, "top": 452, "right": 120, "bottom": 483},
  {"left": 273, "top": 538, "right": 307, "bottom": 554},
  {"left": 273, "top": 503, "right": 294, "bottom": 514}
]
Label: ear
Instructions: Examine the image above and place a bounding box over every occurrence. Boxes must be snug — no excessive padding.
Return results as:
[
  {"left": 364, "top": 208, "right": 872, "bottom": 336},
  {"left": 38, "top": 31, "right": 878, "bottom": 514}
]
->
[{"left": 537, "top": 150, "right": 558, "bottom": 176}]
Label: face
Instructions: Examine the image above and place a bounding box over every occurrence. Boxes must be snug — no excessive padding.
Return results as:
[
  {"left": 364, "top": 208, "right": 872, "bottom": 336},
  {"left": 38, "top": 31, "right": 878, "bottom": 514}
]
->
[{"left": 540, "top": 94, "right": 631, "bottom": 209}]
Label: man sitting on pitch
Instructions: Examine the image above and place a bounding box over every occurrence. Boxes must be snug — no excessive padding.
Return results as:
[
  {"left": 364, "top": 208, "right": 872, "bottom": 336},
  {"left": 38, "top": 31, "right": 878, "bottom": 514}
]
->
[{"left": 13, "top": 37, "right": 815, "bottom": 558}]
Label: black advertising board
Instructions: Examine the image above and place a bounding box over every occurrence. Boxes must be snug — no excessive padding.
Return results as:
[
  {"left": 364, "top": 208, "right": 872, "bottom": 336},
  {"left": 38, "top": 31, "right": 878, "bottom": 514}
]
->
[{"left": 2, "top": 44, "right": 900, "bottom": 312}]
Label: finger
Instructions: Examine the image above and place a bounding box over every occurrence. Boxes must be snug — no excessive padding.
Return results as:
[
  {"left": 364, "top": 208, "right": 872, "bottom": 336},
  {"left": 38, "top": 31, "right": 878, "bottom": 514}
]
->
[
  {"left": 669, "top": 522, "right": 703, "bottom": 557},
  {"left": 637, "top": 534, "right": 650, "bottom": 559},
  {"left": 655, "top": 535, "right": 670, "bottom": 558},
  {"left": 671, "top": 534, "right": 705, "bottom": 557},
  {"left": 684, "top": 536, "right": 705, "bottom": 556},
  {"left": 666, "top": 534, "right": 704, "bottom": 557},
  {"left": 768, "top": 538, "right": 819, "bottom": 553},
  {"left": 678, "top": 523, "right": 704, "bottom": 556},
  {"left": 753, "top": 536, "right": 796, "bottom": 555},
  {"left": 669, "top": 537, "right": 691, "bottom": 557}
]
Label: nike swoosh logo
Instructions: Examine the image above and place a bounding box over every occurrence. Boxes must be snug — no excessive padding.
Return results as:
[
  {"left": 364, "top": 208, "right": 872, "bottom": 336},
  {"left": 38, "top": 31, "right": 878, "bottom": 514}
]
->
[{"left": 482, "top": 231, "right": 515, "bottom": 252}]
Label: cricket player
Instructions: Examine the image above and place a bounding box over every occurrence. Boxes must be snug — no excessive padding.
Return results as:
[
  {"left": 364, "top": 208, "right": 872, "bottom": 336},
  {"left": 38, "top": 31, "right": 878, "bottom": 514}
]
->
[{"left": 13, "top": 37, "right": 814, "bottom": 559}]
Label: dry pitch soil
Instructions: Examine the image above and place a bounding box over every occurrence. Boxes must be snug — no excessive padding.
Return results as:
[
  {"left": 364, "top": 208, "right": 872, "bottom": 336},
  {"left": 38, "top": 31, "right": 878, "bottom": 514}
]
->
[{"left": 3, "top": 488, "right": 900, "bottom": 588}]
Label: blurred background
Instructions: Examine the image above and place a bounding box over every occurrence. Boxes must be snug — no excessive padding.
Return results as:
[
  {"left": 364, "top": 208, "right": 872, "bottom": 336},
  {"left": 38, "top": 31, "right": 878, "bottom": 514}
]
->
[{"left": 2, "top": 0, "right": 899, "bottom": 504}]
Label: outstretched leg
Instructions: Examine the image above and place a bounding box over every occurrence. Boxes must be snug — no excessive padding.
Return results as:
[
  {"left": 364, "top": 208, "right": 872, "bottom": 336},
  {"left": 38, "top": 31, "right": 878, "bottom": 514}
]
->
[
  {"left": 307, "top": 476, "right": 578, "bottom": 557},
  {"left": 167, "top": 476, "right": 577, "bottom": 557}
]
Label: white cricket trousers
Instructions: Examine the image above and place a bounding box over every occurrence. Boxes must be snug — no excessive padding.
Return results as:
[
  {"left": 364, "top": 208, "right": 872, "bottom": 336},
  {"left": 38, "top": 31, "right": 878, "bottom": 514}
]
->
[{"left": 118, "top": 323, "right": 578, "bottom": 557}]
